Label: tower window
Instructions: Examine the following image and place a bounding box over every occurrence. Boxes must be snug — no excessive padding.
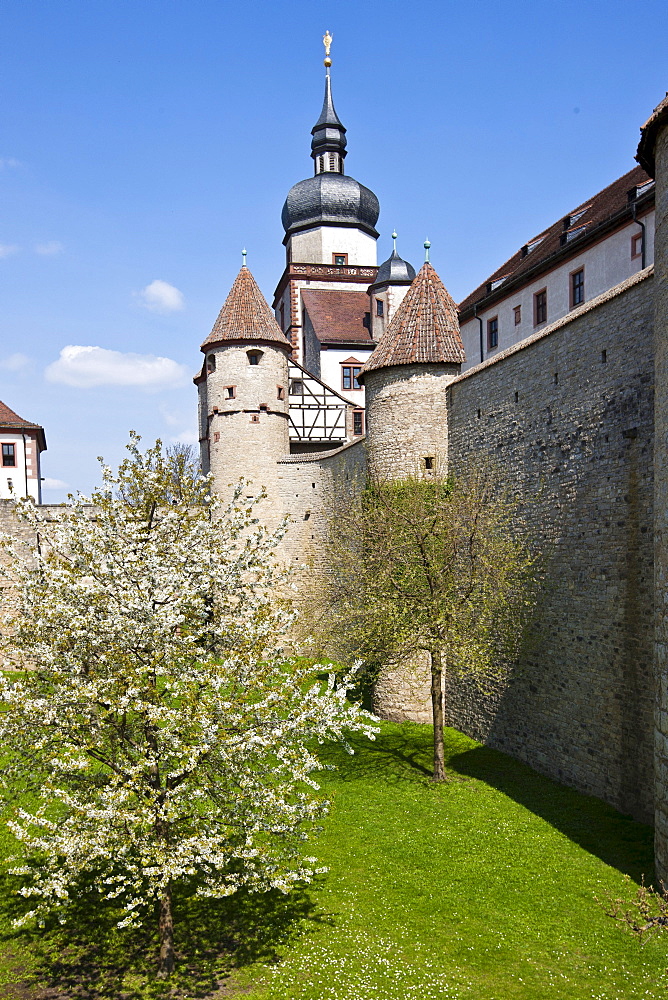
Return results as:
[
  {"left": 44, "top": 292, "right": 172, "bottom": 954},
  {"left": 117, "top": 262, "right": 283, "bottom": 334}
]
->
[
  {"left": 353, "top": 410, "right": 364, "bottom": 436},
  {"left": 2, "top": 443, "right": 16, "bottom": 467},
  {"left": 206, "top": 354, "right": 216, "bottom": 373},
  {"left": 318, "top": 155, "right": 325, "bottom": 174},
  {"left": 250, "top": 414, "right": 260, "bottom": 423},
  {"left": 487, "top": 317, "right": 498, "bottom": 350},
  {"left": 376, "top": 298, "right": 384, "bottom": 317},
  {"left": 424, "top": 456, "right": 434, "bottom": 470},
  {"left": 225, "top": 385, "right": 236, "bottom": 399},
  {"left": 570, "top": 268, "right": 585, "bottom": 308},
  {"left": 333, "top": 253, "right": 348, "bottom": 266},
  {"left": 247, "top": 350, "right": 263, "bottom": 365},
  {"left": 534, "top": 289, "right": 547, "bottom": 326},
  {"left": 328, "top": 152, "right": 337, "bottom": 171},
  {"left": 277, "top": 385, "right": 285, "bottom": 400},
  {"left": 342, "top": 365, "right": 362, "bottom": 391}
]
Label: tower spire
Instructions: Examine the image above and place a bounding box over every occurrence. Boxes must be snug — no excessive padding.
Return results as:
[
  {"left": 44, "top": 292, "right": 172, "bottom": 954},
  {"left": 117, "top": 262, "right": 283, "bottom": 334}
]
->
[{"left": 311, "top": 31, "right": 347, "bottom": 174}]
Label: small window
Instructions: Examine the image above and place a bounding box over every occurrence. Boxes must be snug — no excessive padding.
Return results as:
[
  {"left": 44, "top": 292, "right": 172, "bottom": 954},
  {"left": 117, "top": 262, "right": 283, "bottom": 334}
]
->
[
  {"left": 376, "top": 298, "right": 384, "bottom": 317},
  {"left": 342, "top": 365, "right": 362, "bottom": 391},
  {"left": 206, "top": 354, "right": 216, "bottom": 373},
  {"left": 225, "top": 385, "right": 236, "bottom": 399},
  {"left": 570, "top": 268, "right": 585, "bottom": 308},
  {"left": 487, "top": 316, "right": 499, "bottom": 350},
  {"left": 213, "top": 431, "right": 220, "bottom": 443},
  {"left": 6, "top": 478, "right": 13, "bottom": 492},
  {"left": 2, "top": 443, "right": 16, "bottom": 467},
  {"left": 353, "top": 410, "right": 364, "bottom": 436},
  {"left": 289, "top": 379, "right": 303, "bottom": 395},
  {"left": 247, "top": 350, "right": 262, "bottom": 365},
  {"left": 259, "top": 403, "right": 268, "bottom": 412},
  {"left": 333, "top": 253, "right": 348, "bottom": 266},
  {"left": 277, "top": 385, "right": 285, "bottom": 400},
  {"left": 632, "top": 232, "right": 643, "bottom": 260},
  {"left": 601, "top": 349, "right": 607, "bottom": 363},
  {"left": 534, "top": 289, "right": 547, "bottom": 326},
  {"left": 424, "top": 456, "right": 434, "bottom": 470},
  {"left": 250, "top": 414, "right": 260, "bottom": 423},
  {"left": 514, "top": 305, "right": 521, "bottom": 326}
]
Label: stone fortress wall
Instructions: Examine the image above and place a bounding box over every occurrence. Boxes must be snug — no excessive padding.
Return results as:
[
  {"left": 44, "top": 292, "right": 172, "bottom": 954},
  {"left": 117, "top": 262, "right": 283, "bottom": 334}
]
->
[{"left": 446, "top": 268, "right": 656, "bottom": 822}]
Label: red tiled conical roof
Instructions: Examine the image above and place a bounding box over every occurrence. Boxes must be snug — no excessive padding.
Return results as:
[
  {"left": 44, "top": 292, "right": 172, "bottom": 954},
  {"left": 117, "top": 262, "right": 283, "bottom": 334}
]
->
[
  {"left": 359, "top": 262, "right": 465, "bottom": 379},
  {"left": 201, "top": 266, "right": 292, "bottom": 352}
]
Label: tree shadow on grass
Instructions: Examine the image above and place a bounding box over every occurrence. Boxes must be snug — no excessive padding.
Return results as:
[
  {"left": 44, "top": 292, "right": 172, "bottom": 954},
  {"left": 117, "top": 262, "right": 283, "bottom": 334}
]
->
[
  {"left": 0, "top": 872, "right": 332, "bottom": 999},
  {"left": 448, "top": 742, "right": 655, "bottom": 885},
  {"left": 320, "top": 721, "right": 655, "bottom": 884}
]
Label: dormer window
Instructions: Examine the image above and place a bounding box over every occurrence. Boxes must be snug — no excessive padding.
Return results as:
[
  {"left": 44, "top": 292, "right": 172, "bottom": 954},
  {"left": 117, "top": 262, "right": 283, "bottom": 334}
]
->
[
  {"left": 206, "top": 354, "right": 216, "bottom": 373},
  {"left": 247, "top": 350, "right": 263, "bottom": 365}
]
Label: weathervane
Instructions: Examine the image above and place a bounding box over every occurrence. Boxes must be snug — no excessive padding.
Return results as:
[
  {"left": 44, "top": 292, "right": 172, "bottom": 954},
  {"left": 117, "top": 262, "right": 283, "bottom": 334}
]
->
[{"left": 323, "top": 30, "right": 333, "bottom": 68}]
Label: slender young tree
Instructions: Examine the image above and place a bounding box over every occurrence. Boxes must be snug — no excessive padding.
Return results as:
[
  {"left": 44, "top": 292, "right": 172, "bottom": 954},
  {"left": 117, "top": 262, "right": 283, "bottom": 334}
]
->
[
  {"left": 0, "top": 435, "right": 375, "bottom": 976},
  {"left": 319, "top": 464, "right": 541, "bottom": 781}
]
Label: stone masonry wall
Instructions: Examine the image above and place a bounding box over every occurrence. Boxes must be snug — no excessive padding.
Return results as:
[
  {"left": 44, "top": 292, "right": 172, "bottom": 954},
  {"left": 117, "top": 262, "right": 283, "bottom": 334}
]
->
[
  {"left": 652, "top": 122, "right": 668, "bottom": 878},
  {"left": 445, "top": 268, "right": 655, "bottom": 822}
]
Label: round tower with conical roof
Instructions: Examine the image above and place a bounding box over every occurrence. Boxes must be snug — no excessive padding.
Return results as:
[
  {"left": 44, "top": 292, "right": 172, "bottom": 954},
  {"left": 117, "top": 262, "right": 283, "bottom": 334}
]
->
[
  {"left": 358, "top": 258, "right": 466, "bottom": 480},
  {"left": 196, "top": 265, "right": 292, "bottom": 514}
]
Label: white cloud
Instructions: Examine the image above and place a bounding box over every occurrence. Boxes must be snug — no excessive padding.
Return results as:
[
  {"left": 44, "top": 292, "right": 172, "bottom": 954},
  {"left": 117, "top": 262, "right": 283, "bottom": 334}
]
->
[
  {"left": 42, "top": 477, "right": 69, "bottom": 491},
  {"left": 0, "top": 158, "right": 20, "bottom": 169},
  {"left": 171, "top": 430, "right": 199, "bottom": 445},
  {"left": 139, "top": 279, "right": 185, "bottom": 314},
  {"left": 0, "top": 353, "right": 30, "bottom": 372},
  {"left": 0, "top": 244, "right": 19, "bottom": 258},
  {"left": 35, "top": 241, "right": 64, "bottom": 256},
  {"left": 45, "top": 345, "right": 189, "bottom": 391}
]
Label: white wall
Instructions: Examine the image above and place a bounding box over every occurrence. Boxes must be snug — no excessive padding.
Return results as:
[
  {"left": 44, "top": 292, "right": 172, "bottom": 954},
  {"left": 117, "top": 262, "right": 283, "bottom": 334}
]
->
[
  {"left": 460, "top": 212, "right": 655, "bottom": 370},
  {"left": 319, "top": 346, "right": 374, "bottom": 406},
  {"left": 0, "top": 431, "right": 41, "bottom": 502},
  {"left": 288, "top": 226, "right": 377, "bottom": 266}
]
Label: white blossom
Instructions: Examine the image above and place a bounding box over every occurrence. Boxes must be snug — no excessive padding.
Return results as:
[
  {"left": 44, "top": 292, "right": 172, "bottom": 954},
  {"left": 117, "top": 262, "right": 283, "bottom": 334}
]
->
[{"left": 0, "top": 435, "right": 376, "bottom": 948}]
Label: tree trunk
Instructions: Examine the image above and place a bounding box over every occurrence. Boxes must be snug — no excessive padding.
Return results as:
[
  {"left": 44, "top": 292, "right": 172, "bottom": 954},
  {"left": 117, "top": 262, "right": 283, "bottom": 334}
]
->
[
  {"left": 158, "top": 883, "right": 175, "bottom": 978},
  {"left": 430, "top": 649, "right": 447, "bottom": 781}
]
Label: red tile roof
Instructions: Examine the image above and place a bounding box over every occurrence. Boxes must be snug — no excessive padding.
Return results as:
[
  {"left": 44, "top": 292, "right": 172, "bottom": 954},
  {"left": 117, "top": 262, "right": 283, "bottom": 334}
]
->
[
  {"left": 301, "top": 289, "right": 374, "bottom": 346},
  {"left": 637, "top": 93, "right": 668, "bottom": 176},
  {"left": 0, "top": 400, "right": 46, "bottom": 450},
  {"left": 201, "top": 266, "right": 292, "bottom": 351},
  {"left": 359, "top": 262, "right": 465, "bottom": 378},
  {"left": 458, "top": 165, "right": 653, "bottom": 317}
]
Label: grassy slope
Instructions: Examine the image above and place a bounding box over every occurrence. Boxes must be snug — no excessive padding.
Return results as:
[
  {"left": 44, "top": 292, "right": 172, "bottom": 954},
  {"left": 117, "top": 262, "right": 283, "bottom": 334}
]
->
[{"left": 0, "top": 722, "right": 665, "bottom": 999}]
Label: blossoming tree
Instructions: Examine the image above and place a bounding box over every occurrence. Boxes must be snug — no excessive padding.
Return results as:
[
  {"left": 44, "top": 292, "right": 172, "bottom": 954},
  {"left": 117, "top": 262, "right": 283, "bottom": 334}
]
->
[{"left": 0, "top": 436, "right": 374, "bottom": 976}]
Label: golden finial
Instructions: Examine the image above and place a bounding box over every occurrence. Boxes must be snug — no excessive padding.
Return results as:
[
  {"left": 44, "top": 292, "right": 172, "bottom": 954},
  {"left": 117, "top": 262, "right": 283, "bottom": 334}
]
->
[{"left": 323, "top": 30, "right": 333, "bottom": 68}]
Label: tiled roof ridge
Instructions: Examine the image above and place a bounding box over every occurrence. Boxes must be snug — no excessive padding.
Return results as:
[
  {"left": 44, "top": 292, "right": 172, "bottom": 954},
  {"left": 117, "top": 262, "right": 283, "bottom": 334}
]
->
[
  {"left": 359, "top": 262, "right": 465, "bottom": 378},
  {"left": 458, "top": 164, "right": 652, "bottom": 315},
  {"left": 201, "top": 266, "right": 291, "bottom": 351}
]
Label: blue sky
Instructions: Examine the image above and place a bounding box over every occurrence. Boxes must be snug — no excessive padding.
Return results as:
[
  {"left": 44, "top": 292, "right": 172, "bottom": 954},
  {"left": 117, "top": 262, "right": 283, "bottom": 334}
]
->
[{"left": 0, "top": 0, "right": 666, "bottom": 499}]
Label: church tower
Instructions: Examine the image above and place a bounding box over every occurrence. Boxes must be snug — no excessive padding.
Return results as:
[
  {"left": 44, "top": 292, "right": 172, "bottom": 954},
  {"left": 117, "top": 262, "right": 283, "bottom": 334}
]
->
[
  {"left": 196, "top": 264, "right": 292, "bottom": 516},
  {"left": 358, "top": 256, "right": 466, "bottom": 480},
  {"left": 273, "top": 35, "right": 380, "bottom": 373}
]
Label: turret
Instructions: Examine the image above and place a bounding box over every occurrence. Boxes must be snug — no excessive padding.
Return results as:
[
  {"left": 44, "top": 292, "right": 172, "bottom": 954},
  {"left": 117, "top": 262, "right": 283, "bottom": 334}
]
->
[
  {"left": 368, "top": 232, "right": 416, "bottom": 341},
  {"left": 280, "top": 35, "right": 379, "bottom": 267},
  {"left": 358, "top": 248, "right": 466, "bottom": 480},
  {"left": 197, "top": 263, "right": 292, "bottom": 515}
]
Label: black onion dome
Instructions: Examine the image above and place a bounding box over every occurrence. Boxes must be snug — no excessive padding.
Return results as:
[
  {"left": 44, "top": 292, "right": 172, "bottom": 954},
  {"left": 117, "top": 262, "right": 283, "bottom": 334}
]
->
[
  {"left": 281, "top": 173, "right": 380, "bottom": 239},
  {"left": 371, "top": 250, "right": 416, "bottom": 288}
]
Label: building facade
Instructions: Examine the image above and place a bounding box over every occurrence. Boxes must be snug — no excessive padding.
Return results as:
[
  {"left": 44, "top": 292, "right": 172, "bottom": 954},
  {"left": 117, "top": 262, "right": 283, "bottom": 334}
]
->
[{"left": 0, "top": 401, "right": 46, "bottom": 503}]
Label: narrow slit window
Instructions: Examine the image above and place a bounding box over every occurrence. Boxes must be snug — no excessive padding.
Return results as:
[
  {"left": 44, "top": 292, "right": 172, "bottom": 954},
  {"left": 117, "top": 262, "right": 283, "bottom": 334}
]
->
[
  {"left": 534, "top": 289, "right": 547, "bottom": 326},
  {"left": 226, "top": 386, "right": 236, "bottom": 399}
]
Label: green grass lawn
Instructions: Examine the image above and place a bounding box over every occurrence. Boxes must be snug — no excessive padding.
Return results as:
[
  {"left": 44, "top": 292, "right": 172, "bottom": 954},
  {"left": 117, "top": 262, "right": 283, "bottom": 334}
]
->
[{"left": 0, "top": 722, "right": 666, "bottom": 999}]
